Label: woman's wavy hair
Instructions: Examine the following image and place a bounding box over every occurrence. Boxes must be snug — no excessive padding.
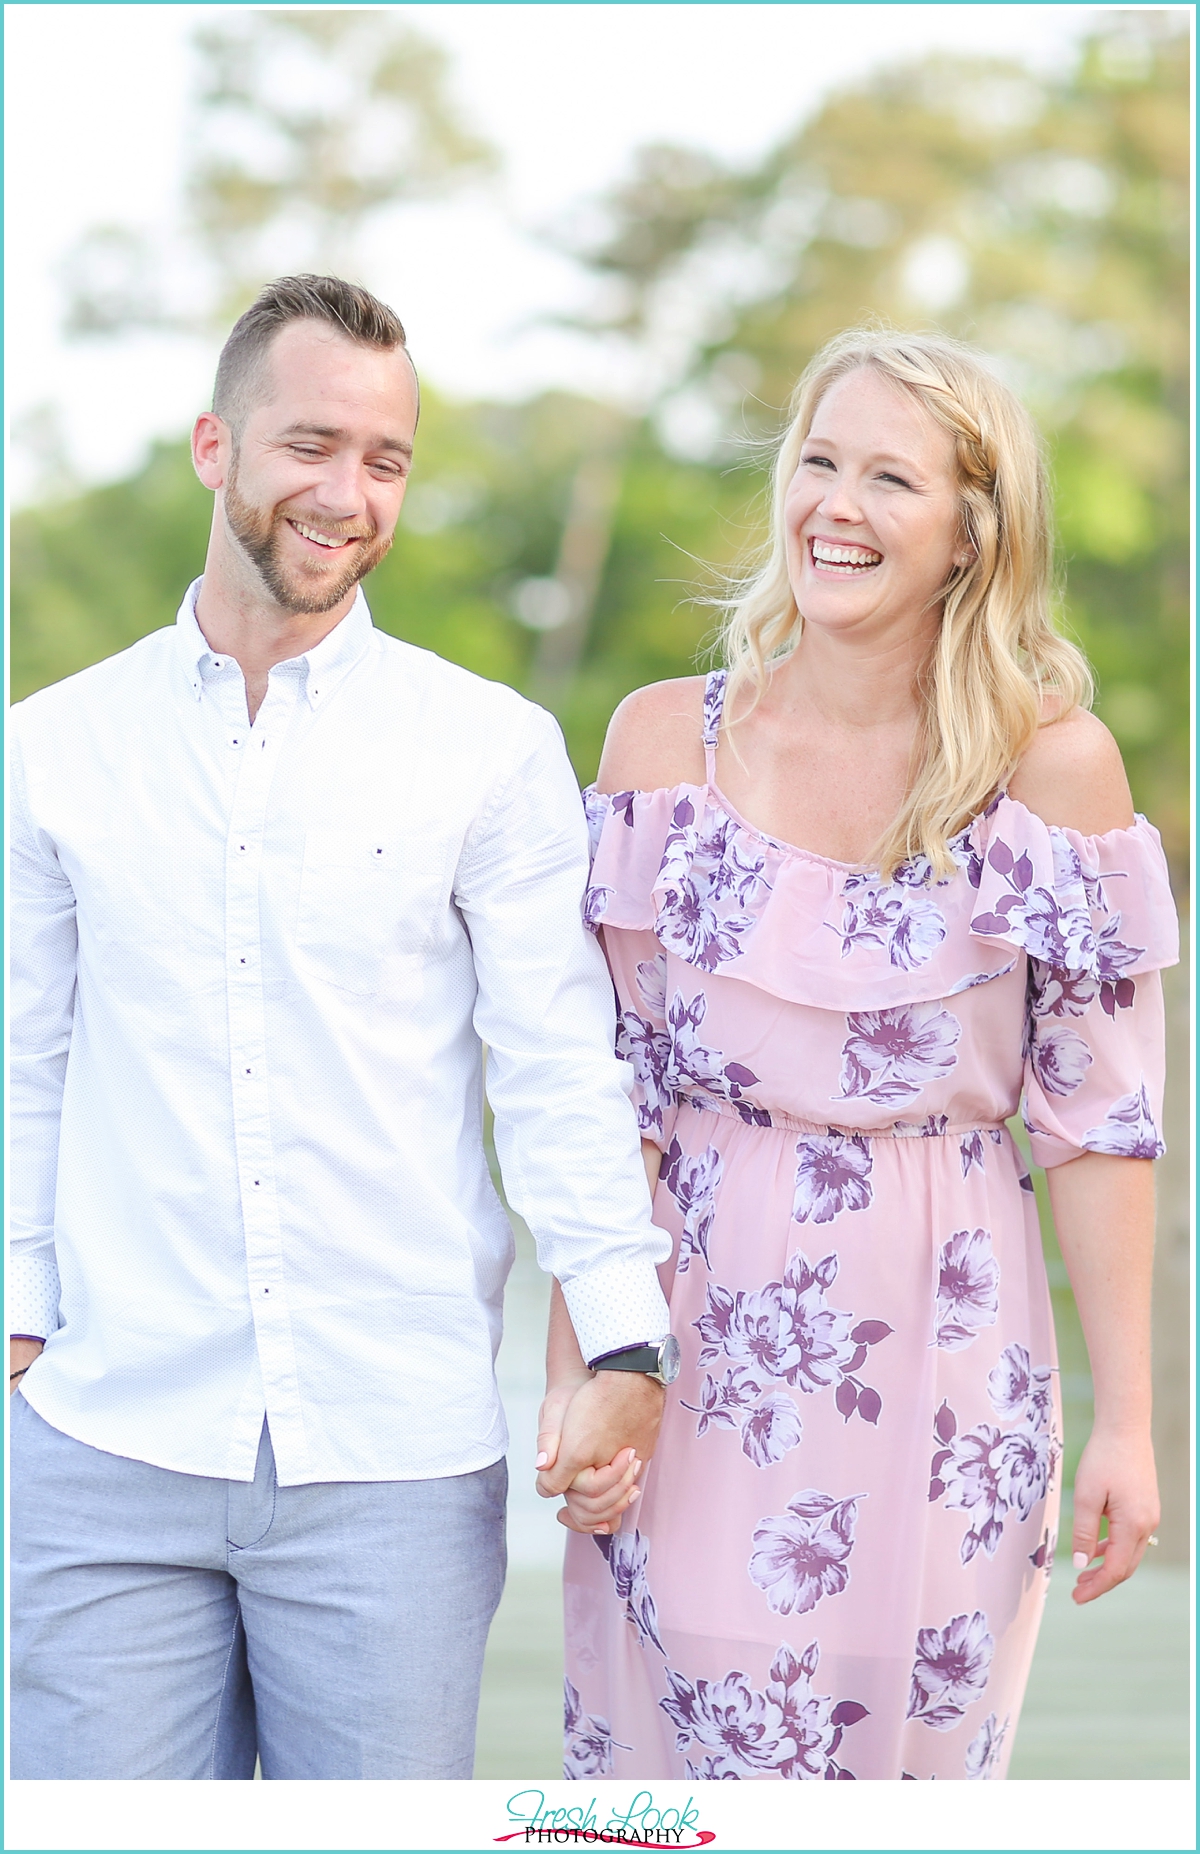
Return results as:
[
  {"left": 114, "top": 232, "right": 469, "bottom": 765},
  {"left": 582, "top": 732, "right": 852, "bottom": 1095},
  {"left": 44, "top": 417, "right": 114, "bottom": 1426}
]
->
[{"left": 717, "top": 325, "right": 1093, "bottom": 877}]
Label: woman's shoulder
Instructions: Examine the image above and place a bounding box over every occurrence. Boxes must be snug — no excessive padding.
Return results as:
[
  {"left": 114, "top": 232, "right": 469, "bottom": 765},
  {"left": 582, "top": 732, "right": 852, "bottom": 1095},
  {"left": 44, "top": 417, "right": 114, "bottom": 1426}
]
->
[
  {"left": 594, "top": 675, "right": 709, "bottom": 796},
  {"left": 1007, "top": 706, "right": 1135, "bottom": 836}
]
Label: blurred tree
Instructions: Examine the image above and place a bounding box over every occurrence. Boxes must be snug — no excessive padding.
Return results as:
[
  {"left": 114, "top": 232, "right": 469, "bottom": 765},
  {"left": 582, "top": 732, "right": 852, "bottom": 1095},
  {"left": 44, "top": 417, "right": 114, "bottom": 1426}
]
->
[
  {"left": 559, "top": 11, "right": 1189, "bottom": 864},
  {"left": 61, "top": 10, "right": 494, "bottom": 335}
]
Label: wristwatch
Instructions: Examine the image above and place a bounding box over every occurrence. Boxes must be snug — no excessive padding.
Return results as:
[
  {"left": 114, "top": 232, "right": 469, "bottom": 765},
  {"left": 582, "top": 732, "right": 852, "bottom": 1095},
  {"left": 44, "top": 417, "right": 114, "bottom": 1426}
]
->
[{"left": 590, "top": 1335, "right": 681, "bottom": 1386}]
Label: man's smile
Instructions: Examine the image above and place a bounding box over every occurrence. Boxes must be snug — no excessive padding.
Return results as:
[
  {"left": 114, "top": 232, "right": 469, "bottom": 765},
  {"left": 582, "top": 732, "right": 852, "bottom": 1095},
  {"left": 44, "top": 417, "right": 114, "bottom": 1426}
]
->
[{"left": 286, "top": 517, "right": 363, "bottom": 552}]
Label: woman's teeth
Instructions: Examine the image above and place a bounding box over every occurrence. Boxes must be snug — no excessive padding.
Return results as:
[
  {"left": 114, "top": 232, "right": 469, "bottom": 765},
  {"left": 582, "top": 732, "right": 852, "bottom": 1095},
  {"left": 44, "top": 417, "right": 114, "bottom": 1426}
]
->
[{"left": 811, "top": 539, "right": 882, "bottom": 573}]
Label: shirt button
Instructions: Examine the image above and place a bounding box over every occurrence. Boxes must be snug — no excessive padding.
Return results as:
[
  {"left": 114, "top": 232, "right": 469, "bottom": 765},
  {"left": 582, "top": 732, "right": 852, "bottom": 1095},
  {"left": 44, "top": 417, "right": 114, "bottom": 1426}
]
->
[{"left": 228, "top": 733, "right": 244, "bottom": 750}]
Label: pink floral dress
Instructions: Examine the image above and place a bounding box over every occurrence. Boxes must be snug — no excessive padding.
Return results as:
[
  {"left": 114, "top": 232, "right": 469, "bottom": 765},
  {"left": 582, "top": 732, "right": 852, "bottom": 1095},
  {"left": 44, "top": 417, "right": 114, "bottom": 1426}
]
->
[{"left": 563, "top": 670, "right": 1178, "bottom": 1782}]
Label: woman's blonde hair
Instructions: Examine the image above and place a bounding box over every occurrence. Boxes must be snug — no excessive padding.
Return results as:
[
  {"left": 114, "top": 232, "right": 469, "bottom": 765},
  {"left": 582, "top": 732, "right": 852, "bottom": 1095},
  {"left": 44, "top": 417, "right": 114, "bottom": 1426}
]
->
[{"left": 718, "top": 325, "right": 1093, "bottom": 877}]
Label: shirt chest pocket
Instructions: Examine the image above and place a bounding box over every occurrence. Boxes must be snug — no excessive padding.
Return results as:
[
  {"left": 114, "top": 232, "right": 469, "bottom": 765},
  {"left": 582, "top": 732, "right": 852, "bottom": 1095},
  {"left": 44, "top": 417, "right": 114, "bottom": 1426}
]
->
[{"left": 294, "top": 828, "right": 448, "bottom": 996}]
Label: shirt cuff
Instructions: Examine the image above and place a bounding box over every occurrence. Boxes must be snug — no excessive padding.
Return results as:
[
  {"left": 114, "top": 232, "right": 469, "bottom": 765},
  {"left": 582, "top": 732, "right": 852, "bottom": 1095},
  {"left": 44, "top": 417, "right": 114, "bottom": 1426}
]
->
[
  {"left": 8, "top": 1250, "right": 61, "bottom": 1343},
  {"left": 561, "top": 1256, "right": 671, "bottom": 1369}
]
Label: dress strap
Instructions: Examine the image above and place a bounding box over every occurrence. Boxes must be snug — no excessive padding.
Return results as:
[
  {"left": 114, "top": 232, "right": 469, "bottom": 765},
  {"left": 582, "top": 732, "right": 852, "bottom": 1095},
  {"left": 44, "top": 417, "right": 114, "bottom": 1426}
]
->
[{"left": 702, "top": 669, "right": 728, "bottom": 780}]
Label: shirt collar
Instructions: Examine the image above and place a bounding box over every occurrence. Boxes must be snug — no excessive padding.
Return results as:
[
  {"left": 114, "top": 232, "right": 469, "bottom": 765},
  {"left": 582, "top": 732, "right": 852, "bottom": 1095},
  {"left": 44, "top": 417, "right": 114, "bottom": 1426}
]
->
[{"left": 174, "top": 577, "right": 375, "bottom": 708}]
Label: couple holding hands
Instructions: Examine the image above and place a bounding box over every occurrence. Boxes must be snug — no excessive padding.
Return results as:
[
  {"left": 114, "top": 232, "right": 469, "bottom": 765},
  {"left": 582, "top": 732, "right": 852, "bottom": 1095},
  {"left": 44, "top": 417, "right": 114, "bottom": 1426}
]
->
[{"left": 10, "top": 275, "right": 1175, "bottom": 1782}]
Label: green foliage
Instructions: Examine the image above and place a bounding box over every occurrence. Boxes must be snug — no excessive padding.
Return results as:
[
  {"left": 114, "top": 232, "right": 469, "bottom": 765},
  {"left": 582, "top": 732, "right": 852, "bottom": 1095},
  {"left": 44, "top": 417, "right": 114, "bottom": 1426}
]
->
[
  {"left": 16, "top": 17, "right": 1188, "bottom": 870},
  {"left": 565, "top": 13, "right": 1189, "bottom": 860}
]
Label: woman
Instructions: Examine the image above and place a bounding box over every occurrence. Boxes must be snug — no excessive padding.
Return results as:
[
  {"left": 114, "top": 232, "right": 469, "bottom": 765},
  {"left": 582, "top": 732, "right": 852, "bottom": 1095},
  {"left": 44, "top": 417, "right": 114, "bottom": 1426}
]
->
[{"left": 537, "top": 328, "right": 1178, "bottom": 1781}]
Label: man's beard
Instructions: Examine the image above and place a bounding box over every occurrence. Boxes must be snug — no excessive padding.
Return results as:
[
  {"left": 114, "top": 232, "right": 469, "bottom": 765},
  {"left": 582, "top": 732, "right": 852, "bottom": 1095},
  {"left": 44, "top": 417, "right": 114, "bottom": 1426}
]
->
[{"left": 223, "top": 458, "right": 392, "bottom": 615}]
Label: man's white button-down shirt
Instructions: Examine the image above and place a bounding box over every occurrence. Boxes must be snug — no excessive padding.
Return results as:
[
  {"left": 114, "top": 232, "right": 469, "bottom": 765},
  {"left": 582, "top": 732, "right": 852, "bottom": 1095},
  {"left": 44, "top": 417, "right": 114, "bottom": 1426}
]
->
[{"left": 10, "top": 582, "right": 670, "bottom": 1485}]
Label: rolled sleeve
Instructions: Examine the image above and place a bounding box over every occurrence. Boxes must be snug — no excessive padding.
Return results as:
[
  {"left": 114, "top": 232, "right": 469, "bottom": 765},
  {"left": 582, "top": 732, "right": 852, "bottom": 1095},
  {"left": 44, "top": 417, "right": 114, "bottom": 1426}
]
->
[
  {"left": 1023, "top": 963, "right": 1168, "bottom": 1168},
  {"left": 455, "top": 707, "right": 670, "bottom": 1355}
]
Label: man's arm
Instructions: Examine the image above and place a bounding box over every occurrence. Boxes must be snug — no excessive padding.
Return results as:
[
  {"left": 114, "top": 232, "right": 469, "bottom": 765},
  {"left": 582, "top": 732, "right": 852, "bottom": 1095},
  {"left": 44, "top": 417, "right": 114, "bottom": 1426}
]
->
[
  {"left": 8, "top": 720, "right": 76, "bottom": 1373},
  {"left": 454, "top": 706, "right": 672, "bottom": 1468}
]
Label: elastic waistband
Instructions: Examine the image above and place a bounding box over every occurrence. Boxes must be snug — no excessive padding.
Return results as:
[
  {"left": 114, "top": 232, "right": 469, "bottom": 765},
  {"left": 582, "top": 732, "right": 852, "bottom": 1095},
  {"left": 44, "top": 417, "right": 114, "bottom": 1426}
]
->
[{"left": 677, "top": 1091, "right": 1009, "bottom": 1141}]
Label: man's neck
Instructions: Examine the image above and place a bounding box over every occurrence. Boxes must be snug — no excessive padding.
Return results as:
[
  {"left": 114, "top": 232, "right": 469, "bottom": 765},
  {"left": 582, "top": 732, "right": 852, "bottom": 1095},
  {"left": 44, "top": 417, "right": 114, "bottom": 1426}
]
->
[{"left": 194, "top": 552, "right": 356, "bottom": 722}]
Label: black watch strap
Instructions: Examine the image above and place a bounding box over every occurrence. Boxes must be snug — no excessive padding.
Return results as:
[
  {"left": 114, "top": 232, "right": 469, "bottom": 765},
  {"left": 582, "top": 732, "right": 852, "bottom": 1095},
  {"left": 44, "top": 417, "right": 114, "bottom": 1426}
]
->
[{"left": 591, "top": 1343, "right": 662, "bottom": 1373}]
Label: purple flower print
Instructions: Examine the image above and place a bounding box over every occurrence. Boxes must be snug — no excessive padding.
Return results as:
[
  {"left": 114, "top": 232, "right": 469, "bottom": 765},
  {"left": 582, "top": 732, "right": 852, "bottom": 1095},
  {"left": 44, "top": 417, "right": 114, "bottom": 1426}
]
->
[
  {"left": 654, "top": 793, "right": 770, "bottom": 971},
  {"left": 749, "top": 1489, "right": 864, "bottom": 1616},
  {"left": 907, "top": 1610, "right": 995, "bottom": 1731},
  {"left": 960, "top": 1130, "right": 986, "bottom": 1176},
  {"left": 593, "top": 1528, "right": 665, "bottom": 1654},
  {"left": 692, "top": 1254, "right": 889, "bottom": 1450},
  {"left": 836, "top": 1003, "right": 961, "bottom": 1108},
  {"left": 994, "top": 1422, "right": 1050, "bottom": 1522},
  {"left": 616, "top": 1010, "right": 673, "bottom": 1136},
  {"left": 1028, "top": 959, "right": 1099, "bottom": 1018},
  {"left": 971, "top": 835, "right": 1096, "bottom": 967},
  {"left": 583, "top": 884, "right": 610, "bottom": 926},
  {"left": 703, "top": 670, "right": 727, "bottom": 744},
  {"left": 661, "top": 1137, "right": 722, "bottom": 1273},
  {"left": 936, "top": 1227, "right": 999, "bottom": 1351},
  {"left": 706, "top": 828, "right": 772, "bottom": 911},
  {"left": 931, "top": 1362, "right": 1058, "bottom": 1560},
  {"left": 987, "top": 1343, "right": 1053, "bottom": 1423},
  {"left": 1084, "top": 1083, "right": 1165, "bottom": 1159},
  {"left": 893, "top": 1113, "right": 950, "bottom": 1138},
  {"left": 1094, "top": 914, "right": 1143, "bottom": 1016},
  {"left": 741, "top": 1392, "right": 805, "bottom": 1468},
  {"left": 564, "top": 1676, "right": 629, "bottom": 1779},
  {"left": 792, "top": 1131, "right": 873, "bottom": 1225},
  {"left": 657, "top": 877, "right": 756, "bottom": 970},
  {"left": 635, "top": 953, "right": 667, "bottom": 1017},
  {"left": 684, "top": 1756, "right": 742, "bottom": 1779},
  {"left": 687, "top": 1365, "right": 762, "bottom": 1438},
  {"left": 767, "top": 1640, "right": 869, "bottom": 1781},
  {"left": 837, "top": 884, "right": 947, "bottom": 971},
  {"left": 659, "top": 1667, "right": 796, "bottom": 1777},
  {"left": 665, "top": 989, "right": 765, "bottom": 1122},
  {"left": 943, "top": 1431, "right": 1005, "bottom": 1564},
  {"left": 1029, "top": 1024, "right": 1093, "bottom": 1096},
  {"left": 966, "top": 1712, "right": 1009, "bottom": 1779},
  {"left": 582, "top": 785, "right": 612, "bottom": 854},
  {"left": 663, "top": 1650, "right": 868, "bottom": 1782}
]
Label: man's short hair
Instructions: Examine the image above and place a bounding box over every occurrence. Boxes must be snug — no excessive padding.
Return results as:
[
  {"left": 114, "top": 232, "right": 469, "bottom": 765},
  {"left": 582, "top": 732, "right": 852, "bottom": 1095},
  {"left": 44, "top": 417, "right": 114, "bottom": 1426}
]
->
[{"left": 212, "top": 275, "right": 412, "bottom": 436}]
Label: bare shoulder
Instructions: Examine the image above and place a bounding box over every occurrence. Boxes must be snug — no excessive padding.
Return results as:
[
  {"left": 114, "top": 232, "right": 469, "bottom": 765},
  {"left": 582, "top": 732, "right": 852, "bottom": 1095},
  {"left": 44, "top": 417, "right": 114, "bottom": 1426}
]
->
[
  {"left": 1008, "top": 707, "right": 1135, "bottom": 834},
  {"left": 594, "top": 676, "right": 709, "bottom": 795}
]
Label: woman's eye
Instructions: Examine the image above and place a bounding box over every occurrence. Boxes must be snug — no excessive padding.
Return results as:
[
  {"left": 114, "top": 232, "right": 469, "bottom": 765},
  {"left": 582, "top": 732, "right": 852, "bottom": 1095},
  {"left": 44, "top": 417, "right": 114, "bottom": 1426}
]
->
[
  {"left": 880, "top": 472, "right": 911, "bottom": 488},
  {"left": 803, "top": 454, "right": 834, "bottom": 470}
]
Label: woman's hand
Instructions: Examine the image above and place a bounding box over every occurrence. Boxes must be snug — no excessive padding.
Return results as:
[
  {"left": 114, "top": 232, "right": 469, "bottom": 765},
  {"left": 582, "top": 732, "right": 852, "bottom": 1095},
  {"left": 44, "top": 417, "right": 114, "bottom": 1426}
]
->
[
  {"left": 558, "top": 1448, "right": 644, "bottom": 1536},
  {"left": 535, "top": 1367, "right": 592, "bottom": 1482},
  {"left": 1070, "top": 1425, "right": 1160, "bottom": 1604}
]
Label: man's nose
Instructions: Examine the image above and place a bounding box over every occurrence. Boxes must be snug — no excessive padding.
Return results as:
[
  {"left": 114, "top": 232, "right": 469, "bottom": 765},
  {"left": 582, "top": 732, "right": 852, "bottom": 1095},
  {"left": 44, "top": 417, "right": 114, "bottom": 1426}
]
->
[{"left": 310, "top": 455, "right": 369, "bottom": 517}]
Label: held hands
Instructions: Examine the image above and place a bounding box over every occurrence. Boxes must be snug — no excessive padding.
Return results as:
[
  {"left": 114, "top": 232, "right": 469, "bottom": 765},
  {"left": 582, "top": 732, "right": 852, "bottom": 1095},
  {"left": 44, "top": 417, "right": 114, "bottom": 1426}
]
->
[
  {"left": 1069, "top": 1426, "right": 1160, "bottom": 1603},
  {"left": 536, "top": 1368, "right": 664, "bottom": 1535}
]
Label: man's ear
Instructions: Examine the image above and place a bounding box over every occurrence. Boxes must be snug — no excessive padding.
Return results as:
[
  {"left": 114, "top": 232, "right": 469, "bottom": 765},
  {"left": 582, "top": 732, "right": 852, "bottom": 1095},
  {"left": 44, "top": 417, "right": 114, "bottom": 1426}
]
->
[{"left": 192, "top": 412, "right": 231, "bottom": 491}]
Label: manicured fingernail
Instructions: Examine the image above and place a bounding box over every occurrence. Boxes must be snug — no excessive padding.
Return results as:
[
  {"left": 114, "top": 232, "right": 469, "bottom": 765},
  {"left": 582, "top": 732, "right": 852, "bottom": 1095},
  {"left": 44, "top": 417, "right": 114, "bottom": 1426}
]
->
[
  {"left": 535, "top": 1452, "right": 548, "bottom": 1468},
  {"left": 1072, "top": 1551, "right": 1089, "bottom": 1569},
  {"left": 594, "top": 1524, "right": 609, "bottom": 1535},
  {"left": 633, "top": 1459, "right": 643, "bottom": 1473},
  {"left": 628, "top": 1487, "right": 641, "bottom": 1502}
]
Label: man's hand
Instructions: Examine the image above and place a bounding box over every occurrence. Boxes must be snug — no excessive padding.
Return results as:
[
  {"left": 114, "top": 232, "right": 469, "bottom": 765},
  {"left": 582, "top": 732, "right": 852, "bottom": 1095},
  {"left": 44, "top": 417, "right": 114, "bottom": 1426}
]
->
[
  {"left": 536, "top": 1370, "right": 664, "bottom": 1507},
  {"left": 9, "top": 1337, "right": 44, "bottom": 1395}
]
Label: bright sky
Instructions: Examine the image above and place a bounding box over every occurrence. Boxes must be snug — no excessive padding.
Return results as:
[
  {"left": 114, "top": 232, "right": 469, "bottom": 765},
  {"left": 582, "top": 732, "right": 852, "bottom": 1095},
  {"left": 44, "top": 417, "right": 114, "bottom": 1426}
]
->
[{"left": 6, "top": 3, "right": 1115, "bottom": 500}]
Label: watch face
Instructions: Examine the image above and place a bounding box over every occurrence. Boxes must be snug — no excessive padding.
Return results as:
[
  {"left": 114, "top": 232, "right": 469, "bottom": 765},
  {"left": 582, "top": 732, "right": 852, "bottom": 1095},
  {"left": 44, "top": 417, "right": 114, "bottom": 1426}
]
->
[{"left": 659, "top": 1333, "right": 682, "bottom": 1384}]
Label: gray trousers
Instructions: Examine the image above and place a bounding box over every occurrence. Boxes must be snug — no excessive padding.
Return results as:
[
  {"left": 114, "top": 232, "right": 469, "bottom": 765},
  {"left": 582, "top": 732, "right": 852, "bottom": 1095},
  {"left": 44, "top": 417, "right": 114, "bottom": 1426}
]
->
[{"left": 10, "top": 1392, "right": 507, "bottom": 1779}]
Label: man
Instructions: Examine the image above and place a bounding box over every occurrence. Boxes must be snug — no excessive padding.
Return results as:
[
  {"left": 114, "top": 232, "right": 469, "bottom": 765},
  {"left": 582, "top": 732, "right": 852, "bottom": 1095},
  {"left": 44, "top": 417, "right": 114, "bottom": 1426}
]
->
[{"left": 10, "top": 275, "right": 673, "bottom": 1780}]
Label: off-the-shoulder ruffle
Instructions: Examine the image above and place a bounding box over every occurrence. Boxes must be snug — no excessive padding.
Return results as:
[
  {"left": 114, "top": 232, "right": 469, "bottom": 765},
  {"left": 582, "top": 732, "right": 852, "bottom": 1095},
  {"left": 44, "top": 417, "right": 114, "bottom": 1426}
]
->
[{"left": 582, "top": 783, "right": 1178, "bottom": 1012}]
